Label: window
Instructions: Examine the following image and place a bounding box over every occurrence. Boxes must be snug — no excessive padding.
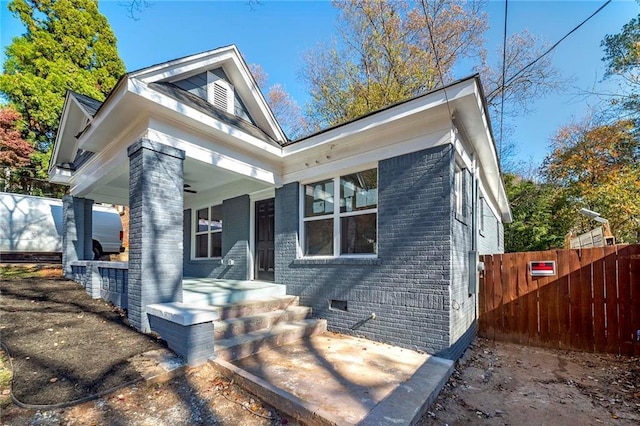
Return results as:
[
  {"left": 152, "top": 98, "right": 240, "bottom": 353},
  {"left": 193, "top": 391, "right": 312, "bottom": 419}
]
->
[
  {"left": 454, "top": 165, "right": 464, "bottom": 218},
  {"left": 194, "top": 205, "right": 222, "bottom": 258},
  {"left": 302, "top": 168, "right": 377, "bottom": 257}
]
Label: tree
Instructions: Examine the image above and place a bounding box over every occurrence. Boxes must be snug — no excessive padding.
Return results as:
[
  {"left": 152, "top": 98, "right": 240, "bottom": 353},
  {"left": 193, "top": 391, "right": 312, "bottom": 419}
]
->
[
  {"left": 302, "top": 0, "right": 487, "bottom": 129},
  {"left": 503, "top": 173, "right": 567, "bottom": 252},
  {"left": 0, "top": 0, "right": 125, "bottom": 194},
  {"left": 0, "top": 106, "right": 34, "bottom": 192},
  {"left": 543, "top": 119, "right": 640, "bottom": 244},
  {"left": 249, "top": 64, "right": 311, "bottom": 140},
  {"left": 479, "top": 30, "right": 563, "bottom": 169},
  {"left": 601, "top": 10, "right": 639, "bottom": 121},
  {"left": 301, "top": 0, "right": 561, "bottom": 170}
]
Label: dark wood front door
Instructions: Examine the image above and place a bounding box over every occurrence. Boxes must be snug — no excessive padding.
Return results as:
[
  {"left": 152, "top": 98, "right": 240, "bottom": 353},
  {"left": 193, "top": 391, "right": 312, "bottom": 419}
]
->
[{"left": 255, "top": 198, "right": 275, "bottom": 281}]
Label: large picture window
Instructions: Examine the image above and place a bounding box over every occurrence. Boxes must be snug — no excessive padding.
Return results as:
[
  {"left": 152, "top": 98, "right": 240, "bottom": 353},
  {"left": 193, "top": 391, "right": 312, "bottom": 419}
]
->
[
  {"left": 194, "top": 205, "right": 222, "bottom": 258},
  {"left": 302, "top": 168, "right": 377, "bottom": 257}
]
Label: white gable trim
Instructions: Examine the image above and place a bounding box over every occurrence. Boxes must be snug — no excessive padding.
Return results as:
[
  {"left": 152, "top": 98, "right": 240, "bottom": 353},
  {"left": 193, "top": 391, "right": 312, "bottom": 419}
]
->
[
  {"left": 76, "top": 77, "right": 129, "bottom": 151},
  {"left": 130, "top": 45, "right": 286, "bottom": 144},
  {"left": 49, "top": 92, "right": 95, "bottom": 175},
  {"left": 129, "top": 79, "right": 283, "bottom": 157}
]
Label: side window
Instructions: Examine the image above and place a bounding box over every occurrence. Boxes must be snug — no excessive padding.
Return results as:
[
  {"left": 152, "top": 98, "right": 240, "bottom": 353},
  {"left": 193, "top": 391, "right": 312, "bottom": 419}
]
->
[
  {"left": 194, "top": 205, "right": 222, "bottom": 258},
  {"left": 454, "top": 165, "right": 464, "bottom": 218}
]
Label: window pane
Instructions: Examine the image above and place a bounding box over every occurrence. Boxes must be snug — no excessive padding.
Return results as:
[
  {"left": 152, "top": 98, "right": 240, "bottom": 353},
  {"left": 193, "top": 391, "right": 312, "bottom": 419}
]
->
[
  {"left": 197, "top": 208, "right": 209, "bottom": 232},
  {"left": 195, "top": 234, "right": 208, "bottom": 257},
  {"left": 304, "top": 219, "right": 333, "bottom": 256},
  {"left": 210, "top": 205, "right": 223, "bottom": 231},
  {"left": 304, "top": 179, "right": 334, "bottom": 217},
  {"left": 211, "top": 232, "right": 222, "bottom": 257},
  {"left": 340, "top": 169, "right": 377, "bottom": 213},
  {"left": 341, "top": 213, "right": 377, "bottom": 254}
]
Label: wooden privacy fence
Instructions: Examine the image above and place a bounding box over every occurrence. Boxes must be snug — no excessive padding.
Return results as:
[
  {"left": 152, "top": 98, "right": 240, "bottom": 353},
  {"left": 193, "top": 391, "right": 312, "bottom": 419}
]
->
[{"left": 478, "top": 245, "right": 640, "bottom": 356}]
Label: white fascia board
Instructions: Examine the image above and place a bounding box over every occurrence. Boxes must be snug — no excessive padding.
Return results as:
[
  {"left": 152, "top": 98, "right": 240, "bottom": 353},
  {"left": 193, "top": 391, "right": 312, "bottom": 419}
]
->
[
  {"left": 283, "top": 80, "right": 474, "bottom": 157},
  {"left": 130, "top": 79, "right": 283, "bottom": 158},
  {"left": 146, "top": 126, "right": 280, "bottom": 186},
  {"left": 49, "top": 166, "right": 73, "bottom": 184},
  {"left": 452, "top": 126, "right": 503, "bottom": 224},
  {"left": 76, "top": 77, "right": 129, "bottom": 151},
  {"left": 472, "top": 83, "right": 512, "bottom": 223},
  {"left": 131, "top": 47, "right": 238, "bottom": 83},
  {"left": 283, "top": 129, "right": 450, "bottom": 184},
  {"left": 130, "top": 46, "right": 286, "bottom": 143},
  {"left": 70, "top": 148, "right": 129, "bottom": 197},
  {"left": 49, "top": 92, "right": 73, "bottom": 174},
  {"left": 477, "top": 178, "right": 502, "bottom": 226},
  {"left": 70, "top": 118, "right": 149, "bottom": 197},
  {"left": 227, "top": 51, "right": 287, "bottom": 143}
]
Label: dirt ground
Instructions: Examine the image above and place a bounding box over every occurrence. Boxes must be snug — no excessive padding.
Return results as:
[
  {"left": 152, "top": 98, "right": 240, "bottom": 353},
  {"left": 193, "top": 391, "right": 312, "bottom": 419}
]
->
[
  {"left": 2, "top": 265, "right": 639, "bottom": 425},
  {"left": 1, "top": 362, "right": 297, "bottom": 426},
  {"left": 419, "top": 338, "right": 640, "bottom": 426},
  {"left": 0, "top": 266, "right": 166, "bottom": 405},
  {"left": 0, "top": 265, "right": 295, "bottom": 425}
]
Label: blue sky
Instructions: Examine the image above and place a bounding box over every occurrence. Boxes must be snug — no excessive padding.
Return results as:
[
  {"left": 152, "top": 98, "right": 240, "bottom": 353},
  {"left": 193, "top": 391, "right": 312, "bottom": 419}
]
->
[{"left": 1, "top": 0, "right": 638, "bottom": 167}]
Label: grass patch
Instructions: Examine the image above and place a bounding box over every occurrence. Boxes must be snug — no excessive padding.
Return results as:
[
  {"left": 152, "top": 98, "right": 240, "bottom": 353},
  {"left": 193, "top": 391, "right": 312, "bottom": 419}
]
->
[
  {"left": 0, "top": 351, "right": 12, "bottom": 408},
  {"left": 0, "top": 264, "right": 62, "bottom": 280}
]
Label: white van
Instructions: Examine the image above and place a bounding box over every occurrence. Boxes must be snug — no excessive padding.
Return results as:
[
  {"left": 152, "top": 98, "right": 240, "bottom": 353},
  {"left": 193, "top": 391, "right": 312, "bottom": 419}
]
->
[{"left": 0, "top": 192, "right": 124, "bottom": 261}]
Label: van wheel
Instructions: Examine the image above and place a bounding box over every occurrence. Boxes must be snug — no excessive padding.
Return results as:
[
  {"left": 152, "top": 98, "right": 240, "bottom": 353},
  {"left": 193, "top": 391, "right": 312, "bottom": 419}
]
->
[{"left": 92, "top": 243, "right": 102, "bottom": 260}]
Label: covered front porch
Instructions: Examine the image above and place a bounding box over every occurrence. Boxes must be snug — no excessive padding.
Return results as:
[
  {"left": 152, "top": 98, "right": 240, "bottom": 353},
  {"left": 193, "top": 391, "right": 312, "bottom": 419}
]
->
[
  {"left": 61, "top": 134, "right": 281, "bottom": 332},
  {"left": 68, "top": 260, "right": 286, "bottom": 312}
]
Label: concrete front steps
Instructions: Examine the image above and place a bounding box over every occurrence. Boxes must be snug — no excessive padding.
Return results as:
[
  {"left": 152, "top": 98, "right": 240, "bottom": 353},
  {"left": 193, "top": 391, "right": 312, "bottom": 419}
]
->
[{"left": 211, "top": 296, "right": 327, "bottom": 362}]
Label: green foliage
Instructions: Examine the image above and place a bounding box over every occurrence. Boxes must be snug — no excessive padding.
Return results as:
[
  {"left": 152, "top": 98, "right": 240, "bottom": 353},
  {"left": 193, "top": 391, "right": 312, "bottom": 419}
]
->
[
  {"left": 503, "top": 173, "right": 567, "bottom": 252},
  {"left": 543, "top": 120, "right": 640, "bottom": 244},
  {"left": 0, "top": 0, "right": 125, "bottom": 195},
  {"left": 601, "top": 10, "right": 639, "bottom": 121}
]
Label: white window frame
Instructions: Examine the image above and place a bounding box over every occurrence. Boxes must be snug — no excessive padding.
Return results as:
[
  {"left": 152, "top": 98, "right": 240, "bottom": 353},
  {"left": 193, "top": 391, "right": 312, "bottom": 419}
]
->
[
  {"left": 193, "top": 204, "right": 223, "bottom": 259},
  {"left": 300, "top": 168, "right": 378, "bottom": 259},
  {"left": 454, "top": 164, "right": 464, "bottom": 218},
  {"left": 207, "top": 71, "right": 234, "bottom": 114}
]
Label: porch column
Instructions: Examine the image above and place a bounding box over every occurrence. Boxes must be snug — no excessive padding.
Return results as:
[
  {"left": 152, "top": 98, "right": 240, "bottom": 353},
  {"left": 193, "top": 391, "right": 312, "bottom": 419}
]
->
[
  {"left": 127, "top": 138, "right": 185, "bottom": 332},
  {"left": 62, "top": 196, "right": 93, "bottom": 279}
]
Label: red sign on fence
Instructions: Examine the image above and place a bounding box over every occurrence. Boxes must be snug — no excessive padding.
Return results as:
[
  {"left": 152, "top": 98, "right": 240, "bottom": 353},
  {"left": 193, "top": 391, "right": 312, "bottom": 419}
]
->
[{"left": 530, "top": 261, "right": 556, "bottom": 277}]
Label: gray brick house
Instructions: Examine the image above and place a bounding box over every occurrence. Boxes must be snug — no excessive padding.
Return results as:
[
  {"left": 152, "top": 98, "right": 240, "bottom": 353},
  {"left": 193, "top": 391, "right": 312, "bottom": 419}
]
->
[{"left": 50, "top": 45, "right": 511, "bottom": 360}]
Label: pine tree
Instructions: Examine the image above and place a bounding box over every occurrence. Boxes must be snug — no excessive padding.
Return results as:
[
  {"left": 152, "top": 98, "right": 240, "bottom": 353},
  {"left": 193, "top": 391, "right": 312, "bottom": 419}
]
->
[{"left": 0, "top": 0, "right": 125, "bottom": 194}]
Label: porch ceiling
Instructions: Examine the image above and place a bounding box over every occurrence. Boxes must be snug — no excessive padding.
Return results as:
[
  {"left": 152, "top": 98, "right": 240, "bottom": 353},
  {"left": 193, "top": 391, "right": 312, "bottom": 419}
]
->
[{"left": 83, "top": 156, "right": 263, "bottom": 206}]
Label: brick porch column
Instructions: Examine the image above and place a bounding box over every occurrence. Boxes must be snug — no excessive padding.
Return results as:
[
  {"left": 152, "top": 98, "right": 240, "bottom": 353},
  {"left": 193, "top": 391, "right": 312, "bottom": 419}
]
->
[
  {"left": 127, "top": 139, "right": 185, "bottom": 332},
  {"left": 62, "top": 196, "right": 93, "bottom": 279}
]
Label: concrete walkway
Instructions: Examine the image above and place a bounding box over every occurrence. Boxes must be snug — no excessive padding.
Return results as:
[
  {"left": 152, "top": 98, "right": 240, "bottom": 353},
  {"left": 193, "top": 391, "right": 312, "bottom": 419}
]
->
[{"left": 211, "top": 332, "right": 454, "bottom": 425}]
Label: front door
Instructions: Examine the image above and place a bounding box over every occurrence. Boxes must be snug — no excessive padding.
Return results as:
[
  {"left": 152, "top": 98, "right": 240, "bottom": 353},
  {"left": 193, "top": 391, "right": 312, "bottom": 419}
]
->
[{"left": 255, "top": 198, "right": 275, "bottom": 281}]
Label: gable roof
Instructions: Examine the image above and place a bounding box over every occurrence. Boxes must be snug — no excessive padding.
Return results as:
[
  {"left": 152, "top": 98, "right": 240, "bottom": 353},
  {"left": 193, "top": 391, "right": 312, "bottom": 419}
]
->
[
  {"left": 150, "top": 81, "right": 280, "bottom": 148},
  {"left": 69, "top": 91, "right": 103, "bottom": 117},
  {"left": 129, "top": 44, "right": 287, "bottom": 144}
]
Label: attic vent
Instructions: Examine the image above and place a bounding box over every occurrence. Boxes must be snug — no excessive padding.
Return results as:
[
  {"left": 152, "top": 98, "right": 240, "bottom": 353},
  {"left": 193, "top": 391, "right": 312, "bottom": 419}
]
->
[
  {"left": 213, "top": 82, "right": 228, "bottom": 112},
  {"left": 207, "top": 71, "right": 234, "bottom": 114}
]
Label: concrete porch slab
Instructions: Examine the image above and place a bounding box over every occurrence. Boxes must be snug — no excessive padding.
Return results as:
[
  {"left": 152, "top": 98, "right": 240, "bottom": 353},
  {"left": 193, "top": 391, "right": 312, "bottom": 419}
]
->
[
  {"left": 210, "top": 332, "right": 454, "bottom": 426},
  {"left": 182, "top": 278, "right": 286, "bottom": 306}
]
